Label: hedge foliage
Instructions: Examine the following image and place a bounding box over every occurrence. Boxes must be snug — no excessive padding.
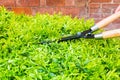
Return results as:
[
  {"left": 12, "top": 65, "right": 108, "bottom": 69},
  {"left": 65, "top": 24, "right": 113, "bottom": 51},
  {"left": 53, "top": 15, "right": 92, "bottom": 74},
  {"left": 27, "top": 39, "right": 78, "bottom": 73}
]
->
[{"left": 0, "top": 7, "right": 120, "bottom": 80}]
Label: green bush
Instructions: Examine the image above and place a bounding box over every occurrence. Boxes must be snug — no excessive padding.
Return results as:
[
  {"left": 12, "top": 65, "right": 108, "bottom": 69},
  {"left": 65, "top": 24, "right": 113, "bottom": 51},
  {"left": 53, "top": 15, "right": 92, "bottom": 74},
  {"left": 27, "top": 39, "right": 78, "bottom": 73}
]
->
[{"left": 0, "top": 7, "right": 120, "bottom": 80}]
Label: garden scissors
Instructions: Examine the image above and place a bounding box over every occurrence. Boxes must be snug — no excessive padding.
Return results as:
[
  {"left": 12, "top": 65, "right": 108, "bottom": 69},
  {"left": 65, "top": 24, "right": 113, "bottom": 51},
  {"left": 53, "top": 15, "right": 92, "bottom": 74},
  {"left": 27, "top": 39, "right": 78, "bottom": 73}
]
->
[{"left": 40, "top": 11, "right": 120, "bottom": 44}]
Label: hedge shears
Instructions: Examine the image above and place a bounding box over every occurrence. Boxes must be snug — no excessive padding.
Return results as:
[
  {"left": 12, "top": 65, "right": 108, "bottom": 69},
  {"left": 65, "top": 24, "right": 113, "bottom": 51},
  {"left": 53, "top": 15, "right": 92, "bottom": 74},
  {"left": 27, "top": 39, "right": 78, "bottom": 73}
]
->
[{"left": 40, "top": 11, "right": 120, "bottom": 44}]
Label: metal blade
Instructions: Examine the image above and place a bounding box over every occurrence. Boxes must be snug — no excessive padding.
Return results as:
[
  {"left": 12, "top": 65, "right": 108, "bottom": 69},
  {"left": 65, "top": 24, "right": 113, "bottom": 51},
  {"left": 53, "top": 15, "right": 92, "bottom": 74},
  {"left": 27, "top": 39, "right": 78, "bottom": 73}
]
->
[
  {"left": 39, "top": 32, "right": 82, "bottom": 44},
  {"left": 57, "top": 32, "right": 82, "bottom": 42}
]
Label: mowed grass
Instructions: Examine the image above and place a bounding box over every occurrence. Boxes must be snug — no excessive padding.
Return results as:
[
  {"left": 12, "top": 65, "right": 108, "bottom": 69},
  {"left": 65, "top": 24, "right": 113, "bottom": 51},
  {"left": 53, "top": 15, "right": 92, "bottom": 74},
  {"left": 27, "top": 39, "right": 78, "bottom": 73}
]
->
[{"left": 0, "top": 7, "right": 120, "bottom": 80}]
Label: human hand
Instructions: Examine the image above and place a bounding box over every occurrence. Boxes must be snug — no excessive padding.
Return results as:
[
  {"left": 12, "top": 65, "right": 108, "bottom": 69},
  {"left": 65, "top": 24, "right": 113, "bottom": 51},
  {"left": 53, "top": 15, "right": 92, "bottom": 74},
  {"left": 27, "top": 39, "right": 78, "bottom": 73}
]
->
[{"left": 115, "top": 5, "right": 120, "bottom": 13}]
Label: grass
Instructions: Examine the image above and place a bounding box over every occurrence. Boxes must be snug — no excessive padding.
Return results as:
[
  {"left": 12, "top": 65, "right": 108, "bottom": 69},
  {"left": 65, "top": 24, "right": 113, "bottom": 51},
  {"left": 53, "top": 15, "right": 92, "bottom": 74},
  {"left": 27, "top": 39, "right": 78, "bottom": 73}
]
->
[{"left": 0, "top": 7, "right": 120, "bottom": 80}]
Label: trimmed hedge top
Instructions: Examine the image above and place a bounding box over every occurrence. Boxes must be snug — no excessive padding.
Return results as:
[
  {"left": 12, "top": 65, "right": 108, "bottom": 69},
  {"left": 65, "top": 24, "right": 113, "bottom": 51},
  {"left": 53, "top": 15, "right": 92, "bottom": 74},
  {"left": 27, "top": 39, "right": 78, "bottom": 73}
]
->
[{"left": 0, "top": 7, "right": 120, "bottom": 80}]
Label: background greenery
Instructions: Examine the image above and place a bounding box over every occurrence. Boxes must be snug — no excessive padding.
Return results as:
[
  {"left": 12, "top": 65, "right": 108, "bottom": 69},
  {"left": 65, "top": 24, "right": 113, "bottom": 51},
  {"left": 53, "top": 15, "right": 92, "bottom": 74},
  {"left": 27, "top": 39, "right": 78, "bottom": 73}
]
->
[{"left": 0, "top": 7, "right": 120, "bottom": 80}]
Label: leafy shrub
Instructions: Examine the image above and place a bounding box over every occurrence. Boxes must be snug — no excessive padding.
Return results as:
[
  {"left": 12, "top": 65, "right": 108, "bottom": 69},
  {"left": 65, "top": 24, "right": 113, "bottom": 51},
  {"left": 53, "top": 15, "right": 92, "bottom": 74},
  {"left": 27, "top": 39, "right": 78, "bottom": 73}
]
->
[{"left": 0, "top": 7, "right": 120, "bottom": 80}]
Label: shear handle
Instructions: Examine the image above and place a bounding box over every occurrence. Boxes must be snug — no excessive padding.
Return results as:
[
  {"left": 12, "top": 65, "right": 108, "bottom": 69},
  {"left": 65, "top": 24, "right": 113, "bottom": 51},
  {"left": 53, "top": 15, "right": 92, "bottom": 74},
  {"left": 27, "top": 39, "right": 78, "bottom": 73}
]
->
[
  {"left": 91, "top": 11, "right": 120, "bottom": 31},
  {"left": 94, "top": 29, "right": 120, "bottom": 39}
]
